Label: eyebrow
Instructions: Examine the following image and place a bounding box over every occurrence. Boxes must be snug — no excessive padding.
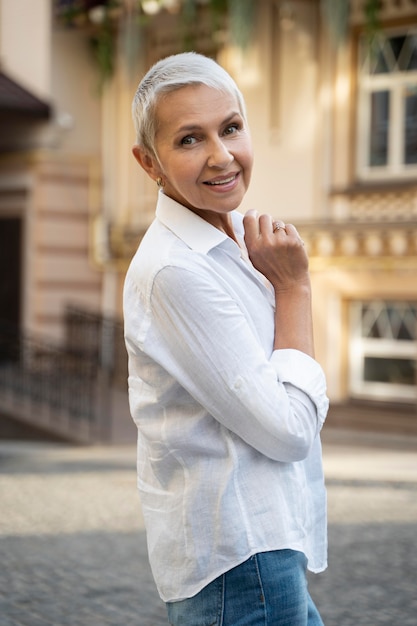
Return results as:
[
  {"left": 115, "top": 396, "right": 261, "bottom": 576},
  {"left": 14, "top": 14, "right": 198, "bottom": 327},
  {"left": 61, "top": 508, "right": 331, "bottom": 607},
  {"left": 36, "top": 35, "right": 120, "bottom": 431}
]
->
[{"left": 175, "top": 111, "right": 242, "bottom": 134}]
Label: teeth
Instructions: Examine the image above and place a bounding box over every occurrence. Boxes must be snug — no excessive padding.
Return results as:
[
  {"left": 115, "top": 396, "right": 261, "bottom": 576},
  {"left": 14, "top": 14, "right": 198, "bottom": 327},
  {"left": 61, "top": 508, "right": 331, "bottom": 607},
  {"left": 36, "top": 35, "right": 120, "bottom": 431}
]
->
[{"left": 208, "top": 175, "right": 235, "bottom": 185}]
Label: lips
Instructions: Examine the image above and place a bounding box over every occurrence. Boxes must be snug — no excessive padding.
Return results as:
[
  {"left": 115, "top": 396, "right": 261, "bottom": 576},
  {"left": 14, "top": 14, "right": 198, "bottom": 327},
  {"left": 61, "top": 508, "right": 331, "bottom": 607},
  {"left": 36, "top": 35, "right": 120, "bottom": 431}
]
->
[{"left": 204, "top": 172, "right": 239, "bottom": 186}]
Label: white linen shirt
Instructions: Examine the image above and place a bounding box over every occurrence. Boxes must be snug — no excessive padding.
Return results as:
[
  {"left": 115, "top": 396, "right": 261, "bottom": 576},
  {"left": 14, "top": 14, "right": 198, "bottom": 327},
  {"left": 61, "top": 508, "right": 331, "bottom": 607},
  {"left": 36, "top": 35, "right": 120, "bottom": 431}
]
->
[{"left": 123, "top": 191, "right": 329, "bottom": 603}]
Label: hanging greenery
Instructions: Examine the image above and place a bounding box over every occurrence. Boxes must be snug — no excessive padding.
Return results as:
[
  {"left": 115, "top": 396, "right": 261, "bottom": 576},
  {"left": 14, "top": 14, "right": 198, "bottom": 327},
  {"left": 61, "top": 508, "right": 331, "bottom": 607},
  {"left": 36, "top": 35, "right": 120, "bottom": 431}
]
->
[
  {"left": 89, "top": 12, "right": 115, "bottom": 90},
  {"left": 320, "top": 0, "right": 350, "bottom": 43},
  {"left": 227, "top": 0, "right": 255, "bottom": 50},
  {"left": 55, "top": 0, "right": 231, "bottom": 88},
  {"left": 55, "top": 0, "right": 381, "bottom": 90},
  {"left": 363, "top": 0, "right": 381, "bottom": 46}
]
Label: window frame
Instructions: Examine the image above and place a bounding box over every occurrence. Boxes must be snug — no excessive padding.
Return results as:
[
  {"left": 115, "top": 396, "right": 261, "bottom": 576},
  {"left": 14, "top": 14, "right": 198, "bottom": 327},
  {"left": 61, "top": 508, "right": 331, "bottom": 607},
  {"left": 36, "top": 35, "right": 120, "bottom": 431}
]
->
[
  {"left": 356, "top": 28, "right": 417, "bottom": 181},
  {"left": 349, "top": 300, "right": 417, "bottom": 403}
]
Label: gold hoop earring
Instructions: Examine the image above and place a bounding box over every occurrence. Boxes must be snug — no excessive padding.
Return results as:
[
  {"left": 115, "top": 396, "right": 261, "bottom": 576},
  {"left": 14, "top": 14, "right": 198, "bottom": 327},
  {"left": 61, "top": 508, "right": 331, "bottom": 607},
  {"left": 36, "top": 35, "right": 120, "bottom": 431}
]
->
[{"left": 156, "top": 177, "right": 164, "bottom": 188}]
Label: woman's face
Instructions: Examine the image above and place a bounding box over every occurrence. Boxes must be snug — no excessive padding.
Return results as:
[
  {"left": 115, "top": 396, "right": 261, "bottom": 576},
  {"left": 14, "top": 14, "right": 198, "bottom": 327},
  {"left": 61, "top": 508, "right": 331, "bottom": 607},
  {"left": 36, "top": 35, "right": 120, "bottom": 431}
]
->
[{"left": 140, "top": 84, "right": 253, "bottom": 224}]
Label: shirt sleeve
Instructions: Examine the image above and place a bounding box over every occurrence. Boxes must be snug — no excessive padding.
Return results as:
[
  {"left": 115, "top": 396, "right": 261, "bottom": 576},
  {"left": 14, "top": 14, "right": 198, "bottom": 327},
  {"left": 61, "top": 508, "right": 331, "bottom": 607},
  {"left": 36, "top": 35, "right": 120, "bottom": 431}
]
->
[
  {"left": 130, "top": 260, "right": 329, "bottom": 463},
  {"left": 270, "top": 349, "right": 329, "bottom": 434}
]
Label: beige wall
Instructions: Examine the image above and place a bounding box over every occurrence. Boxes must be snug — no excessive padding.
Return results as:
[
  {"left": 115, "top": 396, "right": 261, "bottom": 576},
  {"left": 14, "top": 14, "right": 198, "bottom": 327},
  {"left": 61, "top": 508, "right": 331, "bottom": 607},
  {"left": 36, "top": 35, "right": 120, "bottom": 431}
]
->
[
  {"left": 0, "top": 0, "right": 51, "bottom": 99},
  {"left": 220, "top": 1, "right": 321, "bottom": 223},
  {"left": 50, "top": 28, "right": 102, "bottom": 156}
]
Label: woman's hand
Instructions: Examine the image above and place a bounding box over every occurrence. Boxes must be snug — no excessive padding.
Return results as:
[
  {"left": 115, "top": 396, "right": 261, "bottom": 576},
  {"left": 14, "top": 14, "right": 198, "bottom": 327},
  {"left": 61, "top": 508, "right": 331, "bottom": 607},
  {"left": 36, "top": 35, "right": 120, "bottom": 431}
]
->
[
  {"left": 243, "top": 209, "right": 309, "bottom": 293},
  {"left": 243, "top": 209, "right": 315, "bottom": 357}
]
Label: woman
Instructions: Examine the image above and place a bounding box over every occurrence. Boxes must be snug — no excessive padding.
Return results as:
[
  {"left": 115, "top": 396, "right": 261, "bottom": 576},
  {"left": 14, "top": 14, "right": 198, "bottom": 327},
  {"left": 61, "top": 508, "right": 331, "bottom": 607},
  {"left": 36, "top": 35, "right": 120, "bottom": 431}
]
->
[{"left": 124, "top": 51, "right": 329, "bottom": 626}]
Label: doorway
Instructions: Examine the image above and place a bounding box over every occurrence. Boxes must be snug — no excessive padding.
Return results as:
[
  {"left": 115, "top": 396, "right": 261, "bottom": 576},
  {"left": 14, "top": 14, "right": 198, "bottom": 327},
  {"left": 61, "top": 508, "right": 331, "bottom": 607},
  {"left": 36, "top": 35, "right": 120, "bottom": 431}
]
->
[{"left": 0, "top": 217, "right": 22, "bottom": 329}]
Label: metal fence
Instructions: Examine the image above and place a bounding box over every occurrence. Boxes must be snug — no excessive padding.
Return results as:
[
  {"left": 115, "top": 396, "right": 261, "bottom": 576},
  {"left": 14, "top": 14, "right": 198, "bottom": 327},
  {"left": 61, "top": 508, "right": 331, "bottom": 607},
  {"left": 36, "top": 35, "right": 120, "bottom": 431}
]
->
[
  {"left": 0, "top": 308, "right": 128, "bottom": 443},
  {"left": 64, "top": 306, "right": 127, "bottom": 388}
]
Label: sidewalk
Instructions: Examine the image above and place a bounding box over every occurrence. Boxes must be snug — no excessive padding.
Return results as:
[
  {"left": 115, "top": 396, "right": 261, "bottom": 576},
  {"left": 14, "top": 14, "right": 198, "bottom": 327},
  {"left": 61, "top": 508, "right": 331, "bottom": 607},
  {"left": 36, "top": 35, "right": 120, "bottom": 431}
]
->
[
  {"left": 0, "top": 430, "right": 416, "bottom": 625},
  {"left": 1, "top": 426, "right": 415, "bottom": 479},
  {"left": 322, "top": 427, "right": 417, "bottom": 484}
]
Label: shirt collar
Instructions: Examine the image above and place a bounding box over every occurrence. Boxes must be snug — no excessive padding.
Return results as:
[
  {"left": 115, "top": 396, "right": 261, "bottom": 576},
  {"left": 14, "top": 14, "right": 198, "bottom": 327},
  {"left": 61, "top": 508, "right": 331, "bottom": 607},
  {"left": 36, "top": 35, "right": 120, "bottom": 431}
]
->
[{"left": 155, "top": 190, "right": 244, "bottom": 254}]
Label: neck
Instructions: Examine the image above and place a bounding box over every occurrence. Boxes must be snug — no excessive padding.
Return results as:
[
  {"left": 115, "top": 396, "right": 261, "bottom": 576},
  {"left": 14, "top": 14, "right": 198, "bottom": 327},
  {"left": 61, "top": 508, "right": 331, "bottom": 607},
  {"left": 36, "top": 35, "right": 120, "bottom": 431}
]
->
[{"left": 190, "top": 208, "right": 238, "bottom": 243}]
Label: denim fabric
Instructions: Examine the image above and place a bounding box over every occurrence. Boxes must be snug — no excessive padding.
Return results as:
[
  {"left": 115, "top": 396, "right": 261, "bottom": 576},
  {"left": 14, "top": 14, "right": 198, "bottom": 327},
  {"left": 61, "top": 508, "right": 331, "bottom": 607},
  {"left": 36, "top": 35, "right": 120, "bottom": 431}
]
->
[{"left": 166, "top": 549, "right": 324, "bottom": 626}]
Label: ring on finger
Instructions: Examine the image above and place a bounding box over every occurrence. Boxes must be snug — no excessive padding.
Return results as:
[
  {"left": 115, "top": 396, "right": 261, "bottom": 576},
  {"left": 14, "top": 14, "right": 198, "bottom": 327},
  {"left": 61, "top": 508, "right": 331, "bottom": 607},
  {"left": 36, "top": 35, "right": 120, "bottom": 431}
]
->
[{"left": 272, "top": 221, "right": 286, "bottom": 233}]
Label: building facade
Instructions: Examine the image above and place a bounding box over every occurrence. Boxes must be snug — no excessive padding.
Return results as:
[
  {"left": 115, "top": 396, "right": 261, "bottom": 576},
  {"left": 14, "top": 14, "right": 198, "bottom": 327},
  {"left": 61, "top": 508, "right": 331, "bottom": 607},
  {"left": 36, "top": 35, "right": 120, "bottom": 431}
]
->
[{"left": 0, "top": 0, "right": 416, "bottom": 434}]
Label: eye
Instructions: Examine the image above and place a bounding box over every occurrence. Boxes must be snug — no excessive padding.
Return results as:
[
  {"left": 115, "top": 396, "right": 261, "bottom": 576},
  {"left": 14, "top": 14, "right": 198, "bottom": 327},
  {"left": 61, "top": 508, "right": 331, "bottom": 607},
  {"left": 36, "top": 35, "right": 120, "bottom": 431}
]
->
[
  {"left": 181, "top": 135, "right": 198, "bottom": 145},
  {"left": 223, "top": 123, "right": 240, "bottom": 136}
]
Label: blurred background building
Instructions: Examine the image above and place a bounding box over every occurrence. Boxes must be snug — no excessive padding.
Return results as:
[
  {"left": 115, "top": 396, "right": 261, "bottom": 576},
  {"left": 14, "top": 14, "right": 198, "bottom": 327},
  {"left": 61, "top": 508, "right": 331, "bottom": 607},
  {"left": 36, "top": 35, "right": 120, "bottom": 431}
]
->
[{"left": 0, "top": 0, "right": 416, "bottom": 443}]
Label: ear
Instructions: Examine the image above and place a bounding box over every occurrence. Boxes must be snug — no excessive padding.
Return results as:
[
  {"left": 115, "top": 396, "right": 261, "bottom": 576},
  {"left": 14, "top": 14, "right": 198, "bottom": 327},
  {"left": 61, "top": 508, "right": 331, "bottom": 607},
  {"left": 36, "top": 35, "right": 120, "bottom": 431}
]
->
[{"left": 132, "top": 145, "right": 162, "bottom": 182}]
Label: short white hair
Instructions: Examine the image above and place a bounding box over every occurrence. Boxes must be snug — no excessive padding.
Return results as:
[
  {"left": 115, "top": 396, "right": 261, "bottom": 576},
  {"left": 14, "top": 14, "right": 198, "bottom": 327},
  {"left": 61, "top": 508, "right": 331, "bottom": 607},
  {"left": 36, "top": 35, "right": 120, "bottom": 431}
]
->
[{"left": 132, "top": 52, "right": 247, "bottom": 158}]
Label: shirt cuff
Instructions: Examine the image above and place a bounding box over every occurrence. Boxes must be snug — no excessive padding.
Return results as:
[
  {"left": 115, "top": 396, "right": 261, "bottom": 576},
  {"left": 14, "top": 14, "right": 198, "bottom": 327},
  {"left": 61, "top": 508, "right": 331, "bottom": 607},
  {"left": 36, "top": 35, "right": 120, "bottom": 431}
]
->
[{"left": 270, "top": 349, "right": 329, "bottom": 432}]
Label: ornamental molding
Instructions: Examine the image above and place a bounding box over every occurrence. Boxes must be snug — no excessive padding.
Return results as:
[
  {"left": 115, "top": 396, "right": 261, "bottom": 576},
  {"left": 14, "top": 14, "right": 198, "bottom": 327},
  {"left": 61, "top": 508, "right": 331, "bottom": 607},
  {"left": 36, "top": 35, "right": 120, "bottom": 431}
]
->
[
  {"left": 94, "top": 218, "right": 417, "bottom": 271},
  {"left": 298, "top": 220, "right": 417, "bottom": 269},
  {"left": 350, "top": 0, "right": 417, "bottom": 24}
]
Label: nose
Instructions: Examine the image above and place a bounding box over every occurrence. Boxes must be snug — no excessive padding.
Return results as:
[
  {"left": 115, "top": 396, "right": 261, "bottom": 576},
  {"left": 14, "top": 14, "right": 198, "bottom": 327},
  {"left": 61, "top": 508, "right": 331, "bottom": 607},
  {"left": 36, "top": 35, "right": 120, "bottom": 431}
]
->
[{"left": 207, "top": 137, "right": 234, "bottom": 168}]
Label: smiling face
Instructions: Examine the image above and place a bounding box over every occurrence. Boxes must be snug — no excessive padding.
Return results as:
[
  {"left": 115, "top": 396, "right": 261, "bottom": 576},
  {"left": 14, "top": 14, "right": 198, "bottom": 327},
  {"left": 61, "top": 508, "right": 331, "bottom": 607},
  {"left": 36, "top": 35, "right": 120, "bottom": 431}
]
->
[{"left": 133, "top": 84, "right": 253, "bottom": 231}]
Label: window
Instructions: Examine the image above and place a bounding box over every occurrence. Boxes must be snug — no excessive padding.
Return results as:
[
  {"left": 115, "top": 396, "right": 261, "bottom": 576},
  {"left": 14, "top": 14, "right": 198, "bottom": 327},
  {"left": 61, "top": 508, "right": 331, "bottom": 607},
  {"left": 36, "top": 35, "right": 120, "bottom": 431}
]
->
[
  {"left": 356, "top": 29, "right": 417, "bottom": 180},
  {"left": 349, "top": 301, "right": 417, "bottom": 402}
]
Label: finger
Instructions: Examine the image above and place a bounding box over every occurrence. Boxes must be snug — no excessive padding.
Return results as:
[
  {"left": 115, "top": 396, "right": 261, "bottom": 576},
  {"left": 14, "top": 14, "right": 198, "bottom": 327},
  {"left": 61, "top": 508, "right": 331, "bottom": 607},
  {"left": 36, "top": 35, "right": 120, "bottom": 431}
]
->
[
  {"left": 284, "top": 223, "right": 303, "bottom": 242},
  {"left": 258, "top": 213, "right": 275, "bottom": 234},
  {"left": 243, "top": 209, "right": 260, "bottom": 243},
  {"left": 283, "top": 223, "right": 297, "bottom": 236},
  {"left": 284, "top": 223, "right": 306, "bottom": 250}
]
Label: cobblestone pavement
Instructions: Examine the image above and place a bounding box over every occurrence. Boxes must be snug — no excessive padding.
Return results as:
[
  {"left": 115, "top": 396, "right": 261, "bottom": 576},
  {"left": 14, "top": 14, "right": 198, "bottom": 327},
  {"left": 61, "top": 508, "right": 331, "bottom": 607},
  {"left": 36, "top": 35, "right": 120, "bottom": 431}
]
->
[{"left": 0, "top": 430, "right": 416, "bottom": 626}]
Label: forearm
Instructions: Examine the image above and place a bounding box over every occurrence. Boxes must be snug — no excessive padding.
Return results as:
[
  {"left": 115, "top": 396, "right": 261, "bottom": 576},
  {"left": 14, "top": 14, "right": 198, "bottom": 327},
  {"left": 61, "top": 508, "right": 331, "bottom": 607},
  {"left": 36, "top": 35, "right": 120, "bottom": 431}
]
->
[
  {"left": 273, "top": 281, "right": 315, "bottom": 358},
  {"left": 242, "top": 210, "right": 316, "bottom": 358}
]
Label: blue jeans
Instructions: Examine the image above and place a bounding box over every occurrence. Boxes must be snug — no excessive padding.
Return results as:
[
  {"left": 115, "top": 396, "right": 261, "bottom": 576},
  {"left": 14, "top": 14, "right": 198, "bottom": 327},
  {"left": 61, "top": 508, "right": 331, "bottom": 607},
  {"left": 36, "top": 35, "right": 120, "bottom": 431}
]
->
[{"left": 166, "top": 549, "right": 324, "bottom": 626}]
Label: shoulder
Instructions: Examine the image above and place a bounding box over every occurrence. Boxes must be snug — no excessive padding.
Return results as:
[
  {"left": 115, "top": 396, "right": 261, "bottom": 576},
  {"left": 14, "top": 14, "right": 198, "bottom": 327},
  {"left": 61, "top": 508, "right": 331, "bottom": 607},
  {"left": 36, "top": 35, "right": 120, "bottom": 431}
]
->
[{"left": 125, "top": 221, "right": 214, "bottom": 295}]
